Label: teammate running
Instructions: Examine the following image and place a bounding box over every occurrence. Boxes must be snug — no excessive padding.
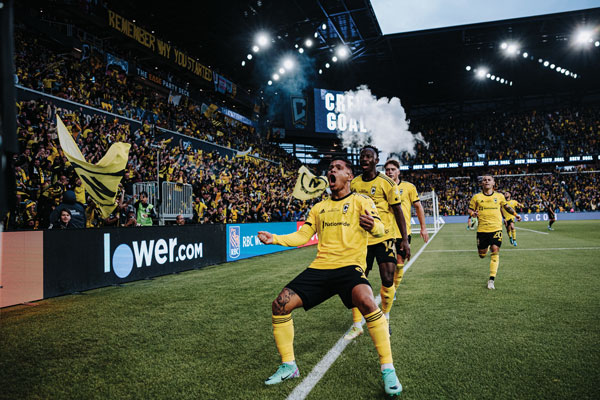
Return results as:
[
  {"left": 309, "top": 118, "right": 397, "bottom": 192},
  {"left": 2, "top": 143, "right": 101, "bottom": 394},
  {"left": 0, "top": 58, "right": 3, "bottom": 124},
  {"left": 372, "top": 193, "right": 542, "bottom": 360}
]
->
[
  {"left": 502, "top": 191, "right": 524, "bottom": 246},
  {"left": 546, "top": 201, "right": 556, "bottom": 230},
  {"left": 468, "top": 174, "right": 521, "bottom": 290},
  {"left": 258, "top": 157, "right": 403, "bottom": 396},
  {"left": 345, "top": 146, "right": 410, "bottom": 340},
  {"left": 384, "top": 159, "right": 429, "bottom": 288}
]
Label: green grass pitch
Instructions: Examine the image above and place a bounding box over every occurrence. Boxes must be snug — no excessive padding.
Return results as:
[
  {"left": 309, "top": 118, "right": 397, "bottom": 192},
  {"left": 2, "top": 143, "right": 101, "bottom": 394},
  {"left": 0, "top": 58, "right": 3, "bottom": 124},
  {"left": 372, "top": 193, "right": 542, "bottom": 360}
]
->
[{"left": 1, "top": 220, "right": 599, "bottom": 399}]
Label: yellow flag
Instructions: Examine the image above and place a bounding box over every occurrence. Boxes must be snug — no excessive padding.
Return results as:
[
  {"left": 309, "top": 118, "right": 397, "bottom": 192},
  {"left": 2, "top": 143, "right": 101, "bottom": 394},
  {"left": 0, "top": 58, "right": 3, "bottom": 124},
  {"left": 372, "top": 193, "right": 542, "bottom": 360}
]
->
[
  {"left": 292, "top": 166, "right": 328, "bottom": 200},
  {"left": 56, "top": 115, "right": 130, "bottom": 218}
]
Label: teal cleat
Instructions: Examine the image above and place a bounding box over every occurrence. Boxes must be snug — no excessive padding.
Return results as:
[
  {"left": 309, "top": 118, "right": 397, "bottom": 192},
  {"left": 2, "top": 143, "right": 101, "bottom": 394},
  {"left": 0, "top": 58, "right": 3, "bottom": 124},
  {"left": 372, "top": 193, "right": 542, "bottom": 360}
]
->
[
  {"left": 513, "top": 240, "right": 517, "bottom": 247},
  {"left": 509, "top": 237, "right": 514, "bottom": 245},
  {"left": 382, "top": 369, "right": 402, "bottom": 396},
  {"left": 265, "top": 363, "right": 300, "bottom": 385}
]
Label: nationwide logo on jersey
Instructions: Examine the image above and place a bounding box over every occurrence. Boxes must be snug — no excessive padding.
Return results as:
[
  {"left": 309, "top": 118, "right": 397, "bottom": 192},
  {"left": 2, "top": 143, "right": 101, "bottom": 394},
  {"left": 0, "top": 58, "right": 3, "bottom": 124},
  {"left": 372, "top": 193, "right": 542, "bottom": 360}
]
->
[
  {"left": 229, "top": 226, "right": 241, "bottom": 259},
  {"left": 370, "top": 186, "right": 376, "bottom": 195},
  {"left": 343, "top": 203, "right": 350, "bottom": 213}
]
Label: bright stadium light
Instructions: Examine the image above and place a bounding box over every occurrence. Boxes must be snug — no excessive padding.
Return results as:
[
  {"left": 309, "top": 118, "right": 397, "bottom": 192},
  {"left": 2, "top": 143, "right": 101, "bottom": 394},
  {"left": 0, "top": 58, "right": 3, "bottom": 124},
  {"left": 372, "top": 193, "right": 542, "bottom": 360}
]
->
[
  {"left": 298, "top": 48, "right": 304, "bottom": 54},
  {"left": 500, "top": 78, "right": 505, "bottom": 83},
  {"left": 550, "top": 64, "right": 555, "bottom": 69},
  {"left": 272, "top": 73, "right": 279, "bottom": 81},
  {"left": 500, "top": 42, "right": 508, "bottom": 49},
  {"left": 538, "top": 58, "right": 543, "bottom": 63},
  {"left": 476, "top": 68, "right": 487, "bottom": 79},
  {"left": 241, "top": 60, "right": 246, "bottom": 66},
  {"left": 322, "top": 23, "right": 327, "bottom": 30},
  {"left": 507, "top": 44, "right": 518, "bottom": 54},
  {"left": 256, "top": 33, "right": 269, "bottom": 47},
  {"left": 336, "top": 45, "right": 350, "bottom": 59},
  {"left": 596, "top": 41, "right": 600, "bottom": 47},
  {"left": 332, "top": 56, "right": 338, "bottom": 62},
  {"left": 314, "top": 32, "right": 319, "bottom": 38},
  {"left": 305, "top": 39, "right": 313, "bottom": 47},
  {"left": 318, "top": 69, "right": 323, "bottom": 74},
  {"left": 252, "top": 45, "right": 260, "bottom": 53},
  {"left": 267, "top": 80, "right": 272, "bottom": 85},
  {"left": 486, "top": 73, "right": 491, "bottom": 78},
  {"left": 325, "top": 63, "right": 330, "bottom": 68},
  {"left": 283, "top": 58, "right": 294, "bottom": 70},
  {"left": 522, "top": 52, "right": 528, "bottom": 58},
  {"left": 543, "top": 61, "right": 549, "bottom": 67},
  {"left": 247, "top": 54, "right": 253, "bottom": 60},
  {"left": 465, "top": 65, "right": 472, "bottom": 71},
  {"left": 279, "top": 67, "right": 285, "bottom": 74},
  {"left": 490, "top": 74, "right": 495, "bottom": 80},
  {"left": 574, "top": 29, "right": 593, "bottom": 44}
]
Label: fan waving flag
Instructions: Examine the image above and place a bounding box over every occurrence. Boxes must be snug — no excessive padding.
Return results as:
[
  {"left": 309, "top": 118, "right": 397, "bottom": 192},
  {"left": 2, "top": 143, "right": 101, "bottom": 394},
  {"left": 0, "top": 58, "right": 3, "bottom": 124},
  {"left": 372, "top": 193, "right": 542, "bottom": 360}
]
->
[
  {"left": 292, "top": 166, "right": 328, "bottom": 200},
  {"left": 56, "top": 115, "right": 130, "bottom": 218}
]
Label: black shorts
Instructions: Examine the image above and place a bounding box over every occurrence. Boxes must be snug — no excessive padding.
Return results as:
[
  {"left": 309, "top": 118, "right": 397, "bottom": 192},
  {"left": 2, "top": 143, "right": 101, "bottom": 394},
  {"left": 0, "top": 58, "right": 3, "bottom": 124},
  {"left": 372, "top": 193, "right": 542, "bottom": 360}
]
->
[
  {"left": 504, "top": 218, "right": 514, "bottom": 228},
  {"left": 285, "top": 265, "right": 371, "bottom": 311},
  {"left": 477, "top": 231, "right": 502, "bottom": 250},
  {"left": 366, "top": 239, "right": 397, "bottom": 274},
  {"left": 395, "top": 235, "right": 412, "bottom": 259}
]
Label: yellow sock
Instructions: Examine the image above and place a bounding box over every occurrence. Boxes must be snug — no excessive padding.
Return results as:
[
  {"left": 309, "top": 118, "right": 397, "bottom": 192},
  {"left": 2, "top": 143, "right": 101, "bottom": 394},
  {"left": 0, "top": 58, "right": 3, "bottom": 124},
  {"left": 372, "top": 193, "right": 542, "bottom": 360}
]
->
[
  {"left": 380, "top": 285, "right": 395, "bottom": 314},
  {"left": 512, "top": 230, "right": 516, "bottom": 241},
  {"left": 490, "top": 253, "right": 499, "bottom": 278},
  {"left": 272, "top": 314, "right": 295, "bottom": 363},
  {"left": 393, "top": 263, "right": 405, "bottom": 289},
  {"left": 351, "top": 307, "right": 363, "bottom": 324},
  {"left": 365, "top": 309, "right": 393, "bottom": 365}
]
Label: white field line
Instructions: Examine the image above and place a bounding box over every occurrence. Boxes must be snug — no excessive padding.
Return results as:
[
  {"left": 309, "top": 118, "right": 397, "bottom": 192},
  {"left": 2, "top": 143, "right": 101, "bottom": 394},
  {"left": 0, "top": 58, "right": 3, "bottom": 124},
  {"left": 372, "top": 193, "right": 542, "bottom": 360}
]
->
[
  {"left": 515, "top": 226, "right": 549, "bottom": 235},
  {"left": 423, "top": 247, "right": 600, "bottom": 253},
  {"left": 285, "top": 224, "right": 445, "bottom": 400}
]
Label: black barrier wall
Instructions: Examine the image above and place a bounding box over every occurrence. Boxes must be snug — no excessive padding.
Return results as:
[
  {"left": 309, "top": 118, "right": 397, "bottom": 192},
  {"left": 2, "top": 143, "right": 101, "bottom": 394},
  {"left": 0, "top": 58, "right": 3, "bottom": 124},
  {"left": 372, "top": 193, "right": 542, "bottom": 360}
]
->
[{"left": 43, "top": 224, "right": 227, "bottom": 298}]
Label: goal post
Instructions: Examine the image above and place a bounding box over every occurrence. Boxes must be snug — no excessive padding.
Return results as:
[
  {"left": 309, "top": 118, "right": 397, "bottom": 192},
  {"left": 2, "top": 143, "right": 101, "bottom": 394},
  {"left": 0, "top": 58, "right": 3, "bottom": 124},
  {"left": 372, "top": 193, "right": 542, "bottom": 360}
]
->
[{"left": 417, "top": 190, "right": 442, "bottom": 234}]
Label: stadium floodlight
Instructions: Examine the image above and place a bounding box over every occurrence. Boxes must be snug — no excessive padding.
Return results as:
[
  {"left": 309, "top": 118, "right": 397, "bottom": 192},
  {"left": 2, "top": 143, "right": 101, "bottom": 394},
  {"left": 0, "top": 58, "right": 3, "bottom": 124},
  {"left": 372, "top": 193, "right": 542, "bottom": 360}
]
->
[
  {"left": 325, "top": 62, "right": 330, "bottom": 68},
  {"left": 538, "top": 58, "right": 543, "bottom": 63},
  {"left": 490, "top": 74, "right": 495, "bottom": 80},
  {"left": 241, "top": 61, "right": 246, "bottom": 66},
  {"left": 318, "top": 69, "right": 323, "bottom": 74},
  {"left": 247, "top": 54, "right": 253, "bottom": 60},
  {"left": 510, "top": 81, "right": 513, "bottom": 86},
  {"left": 574, "top": 74, "right": 578, "bottom": 78},
  {"left": 466, "top": 65, "right": 471, "bottom": 71},
  {"left": 574, "top": 29, "right": 593, "bottom": 44},
  {"left": 596, "top": 41, "right": 600, "bottom": 47},
  {"left": 272, "top": 73, "right": 279, "bottom": 81},
  {"left": 332, "top": 56, "right": 338, "bottom": 62},
  {"left": 522, "top": 52, "right": 528, "bottom": 58},
  {"left": 314, "top": 32, "right": 319, "bottom": 38},
  {"left": 295, "top": 44, "right": 299, "bottom": 49},
  {"left": 486, "top": 73, "right": 491, "bottom": 78},
  {"left": 500, "top": 78, "right": 505, "bottom": 83},
  {"left": 500, "top": 42, "right": 508, "bottom": 49},
  {"left": 282, "top": 58, "right": 294, "bottom": 70},
  {"left": 336, "top": 45, "right": 350, "bottom": 59},
  {"left": 496, "top": 76, "right": 500, "bottom": 81},
  {"left": 252, "top": 45, "right": 260, "bottom": 53},
  {"left": 550, "top": 64, "right": 555, "bottom": 69},
  {"left": 305, "top": 39, "right": 313, "bottom": 47},
  {"left": 543, "top": 61, "right": 549, "bottom": 67},
  {"left": 564, "top": 69, "right": 569, "bottom": 75},
  {"left": 279, "top": 67, "right": 285, "bottom": 74},
  {"left": 256, "top": 33, "right": 269, "bottom": 47},
  {"left": 507, "top": 44, "right": 518, "bottom": 55},
  {"left": 476, "top": 68, "right": 487, "bottom": 79},
  {"left": 322, "top": 23, "right": 327, "bottom": 30},
  {"left": 298, "top": 48, "right": 304, "bottom": 54},
  {"left": 267, "top": 80, "right": 272, "bottom": 85}
]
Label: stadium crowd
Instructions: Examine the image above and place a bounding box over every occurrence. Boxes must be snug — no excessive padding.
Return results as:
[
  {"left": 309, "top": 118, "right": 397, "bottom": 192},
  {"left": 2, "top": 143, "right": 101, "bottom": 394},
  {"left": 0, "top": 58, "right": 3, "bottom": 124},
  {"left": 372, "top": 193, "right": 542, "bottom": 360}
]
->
[{"left": 6, "top": 24, "right": 600, "bottom": 230}]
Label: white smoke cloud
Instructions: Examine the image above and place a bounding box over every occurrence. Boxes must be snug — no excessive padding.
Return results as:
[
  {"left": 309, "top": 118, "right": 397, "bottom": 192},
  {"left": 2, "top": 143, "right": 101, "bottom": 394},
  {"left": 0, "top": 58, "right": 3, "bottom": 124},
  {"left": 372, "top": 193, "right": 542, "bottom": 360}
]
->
[{"left": 338, "top": 85, "right": 426, "bottom": 158}]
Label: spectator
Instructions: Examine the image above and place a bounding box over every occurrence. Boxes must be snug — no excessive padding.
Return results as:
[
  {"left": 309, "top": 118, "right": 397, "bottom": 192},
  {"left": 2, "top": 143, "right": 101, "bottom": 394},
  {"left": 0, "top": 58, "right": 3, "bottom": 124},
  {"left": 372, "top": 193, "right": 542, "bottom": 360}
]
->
[
  {"left": 49, "top": 209, "right": 74, "bottom": 229},
  {"left": 49, "top": 190, "right": 86, "bottom": 228},
  {"left": 134, "top": 191, "right": 156, "bottom": 226}
]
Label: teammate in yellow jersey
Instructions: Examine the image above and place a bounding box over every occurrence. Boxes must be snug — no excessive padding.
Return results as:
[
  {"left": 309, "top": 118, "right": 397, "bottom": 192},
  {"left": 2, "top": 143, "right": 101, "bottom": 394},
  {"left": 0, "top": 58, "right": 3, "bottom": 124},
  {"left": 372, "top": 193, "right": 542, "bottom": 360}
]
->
[
  {"left": 384, "top": 159, "right": 429, "bottom": 289},
  {"left": 257, "top": 157, "right": 403, "bottom": 396},
  {"left": 345, "top": 146, "right": 410, "bottom": 339},
  {"left": 502, "top": 191, "right": 524, "bottom": 247},
  {"left": 468, "top": 175, "right": 521, "bottom": 289}
]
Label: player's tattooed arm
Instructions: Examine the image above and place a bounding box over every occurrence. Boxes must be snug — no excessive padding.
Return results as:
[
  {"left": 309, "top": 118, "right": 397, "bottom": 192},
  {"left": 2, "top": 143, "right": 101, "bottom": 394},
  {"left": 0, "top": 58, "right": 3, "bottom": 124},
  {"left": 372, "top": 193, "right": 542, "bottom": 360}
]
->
[
  {"left": 503, "top": 204, "right": 522, "bottom": 221},
  {"left": 272, "top": 288, "right": 297, "bottom": 315}
]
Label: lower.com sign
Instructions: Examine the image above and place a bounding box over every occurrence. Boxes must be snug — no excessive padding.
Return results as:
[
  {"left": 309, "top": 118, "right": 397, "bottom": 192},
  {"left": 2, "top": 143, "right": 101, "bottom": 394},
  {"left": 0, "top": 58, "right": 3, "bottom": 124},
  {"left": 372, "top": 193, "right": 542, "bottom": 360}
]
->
[{"left": 104, "top": 233, "right": 203, "bottom": 278}]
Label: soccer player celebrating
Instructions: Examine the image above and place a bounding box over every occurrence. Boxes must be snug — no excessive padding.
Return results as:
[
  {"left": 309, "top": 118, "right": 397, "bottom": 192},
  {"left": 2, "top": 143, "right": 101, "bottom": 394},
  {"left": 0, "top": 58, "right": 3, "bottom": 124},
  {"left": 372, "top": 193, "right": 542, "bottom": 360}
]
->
[
  {"left": 384, "top": 159, "right": 429, "bottom": 288},
  {"left": 345, "top": 146, "right": 410, "bottom": 339},
  {"left": 502, "top": 191, "right": 524, "bottom": 246},
  {"left": 258, "top": 157, "right": 403, "bottom": 396},
  {"left": 468, "top": 174, "right": 521, "bottom": 290}
]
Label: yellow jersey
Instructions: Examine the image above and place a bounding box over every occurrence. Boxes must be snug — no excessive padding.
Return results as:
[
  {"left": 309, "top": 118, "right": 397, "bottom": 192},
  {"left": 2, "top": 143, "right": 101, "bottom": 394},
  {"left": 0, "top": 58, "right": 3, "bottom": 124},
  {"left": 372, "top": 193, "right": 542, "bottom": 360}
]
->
[
  {"left": 273, "top": 192, "right": 384, "bottom": 270},
  {"left": 501, "top": 199, "right": 522, "bottom": 220},
  {"left": 395, "top": 181, "right": 420, "bottom": 237},
  {"left": 351, "top": 173, "right": 401, "bottom": 244},
  {"left": 469, "top": 192, "right": 508, "bottom": 233}
]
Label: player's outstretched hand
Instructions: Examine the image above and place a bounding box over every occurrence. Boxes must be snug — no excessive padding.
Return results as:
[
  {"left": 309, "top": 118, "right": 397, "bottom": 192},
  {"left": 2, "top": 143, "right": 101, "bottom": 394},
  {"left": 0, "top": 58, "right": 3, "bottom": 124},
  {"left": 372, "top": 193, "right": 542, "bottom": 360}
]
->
[
  {"left": 420, "top": 226, "right": 430, "bottom": 243},
  {"left": 258, "top": 231, "right": 274, "bottom": 244},
  {"left": 359, "top": 210, "right": 375, "bottom": 231},
  {"left": 515, "top": 214, "right": 522, "bottom": 221}
]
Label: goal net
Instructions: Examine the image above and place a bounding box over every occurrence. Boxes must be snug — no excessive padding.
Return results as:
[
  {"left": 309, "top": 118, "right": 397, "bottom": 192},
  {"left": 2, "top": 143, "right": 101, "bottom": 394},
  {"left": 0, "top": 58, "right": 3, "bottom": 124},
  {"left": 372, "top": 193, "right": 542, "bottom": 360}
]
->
[{"left": 416, "top": 190, "right": 443, "bottom": 234}]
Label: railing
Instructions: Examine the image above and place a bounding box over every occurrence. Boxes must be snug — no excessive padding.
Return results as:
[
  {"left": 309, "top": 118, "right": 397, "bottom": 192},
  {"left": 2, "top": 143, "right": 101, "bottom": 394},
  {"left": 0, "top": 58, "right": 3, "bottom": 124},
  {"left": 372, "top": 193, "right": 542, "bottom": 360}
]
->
[{"left": 160, "top": 181, "right": 193, "bottom": 223}]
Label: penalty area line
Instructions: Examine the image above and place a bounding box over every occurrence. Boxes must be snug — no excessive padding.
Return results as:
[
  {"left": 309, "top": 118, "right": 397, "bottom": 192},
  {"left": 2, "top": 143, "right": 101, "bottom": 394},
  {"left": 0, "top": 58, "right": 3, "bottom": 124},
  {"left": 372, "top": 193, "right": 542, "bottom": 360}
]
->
[
  {"left": 285, "top": 224, "right": 445, "bottom": 400},
  {"left": 515, "top": 226, "right": 549, "bottom": 235}
]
